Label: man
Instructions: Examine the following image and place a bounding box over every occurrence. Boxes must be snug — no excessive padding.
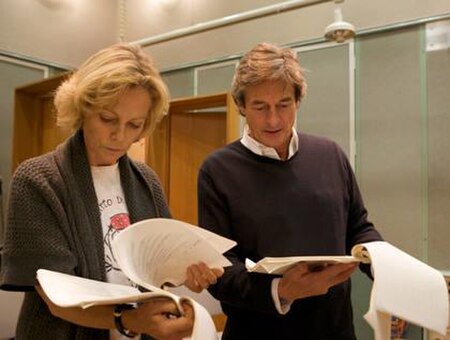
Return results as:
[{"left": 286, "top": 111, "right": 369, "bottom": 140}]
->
[{"left": 197, "top": 42, "right": 382, "bottom": 340}]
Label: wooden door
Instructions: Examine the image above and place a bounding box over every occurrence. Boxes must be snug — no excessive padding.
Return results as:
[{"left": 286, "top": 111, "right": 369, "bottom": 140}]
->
[{"left": 146, "top": 92, "right": 239, "bottom": 225}]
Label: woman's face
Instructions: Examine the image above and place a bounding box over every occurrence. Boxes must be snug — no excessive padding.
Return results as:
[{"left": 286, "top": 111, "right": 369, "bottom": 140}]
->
[{"left": 82, "top": 86, "right": 151, "bottom": 166}]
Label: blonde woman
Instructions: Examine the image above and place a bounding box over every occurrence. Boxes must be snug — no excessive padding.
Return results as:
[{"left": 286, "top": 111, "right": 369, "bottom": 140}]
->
[{"left": 1, "top": 44, "right": 222, "bottom": 340}]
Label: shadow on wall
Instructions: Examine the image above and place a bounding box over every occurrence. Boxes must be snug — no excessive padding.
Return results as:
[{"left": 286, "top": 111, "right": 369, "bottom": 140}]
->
[{"left": 0, "top": 290, "right": 23, "bottom": 339}]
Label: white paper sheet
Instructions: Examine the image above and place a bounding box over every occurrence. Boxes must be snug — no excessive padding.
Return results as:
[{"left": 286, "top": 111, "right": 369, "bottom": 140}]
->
[
  {"left": 36, "top": 269, "right": 179, "bottom": 309},
  {"left": 111, "top": 218, "right": 236, "bottom": 289},
  {"left": 37, "top": 269, "right": 219, "bottom": 340},
  {"left": 358, "top": 241, "right": 449, "bottom": 339},
  {"left": 246, "top": 255, "right": 363, "bottom": 275}
]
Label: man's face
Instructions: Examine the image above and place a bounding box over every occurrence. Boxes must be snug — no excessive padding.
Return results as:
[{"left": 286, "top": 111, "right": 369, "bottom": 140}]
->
[{"left": 241, "top": 79, "right": 299, "bottom": 159}]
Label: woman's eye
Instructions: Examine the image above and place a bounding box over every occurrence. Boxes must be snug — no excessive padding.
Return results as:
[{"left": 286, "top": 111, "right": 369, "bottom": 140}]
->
[
  {"left": 129, "top": 123, "right": 143, "bottom": 129},
  {"left": 100, "top": 115, "right": 116, "bottom": 123}
]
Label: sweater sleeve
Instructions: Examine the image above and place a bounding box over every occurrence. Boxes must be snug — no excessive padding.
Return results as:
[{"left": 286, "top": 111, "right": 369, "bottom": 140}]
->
[
  {"left": 198, "top": 167, "right": 280, "bottom": 315},
  {"left": 0, "top": 160, "right": 77, "bottom": 291}
]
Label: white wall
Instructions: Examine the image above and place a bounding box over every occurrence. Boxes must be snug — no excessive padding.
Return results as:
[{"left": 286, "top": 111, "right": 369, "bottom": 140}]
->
[
  {"left": 0, "top": 291, "right": 23, "bottom": 338},
  {"left": 1, "top": 0, "right": 449, "bottom": 68},
  {"left": 0, "top": 0, "right": 118, "bottom": 68},
  {"left": 124, "top": 0, "right": 450, "bottom": 69}
]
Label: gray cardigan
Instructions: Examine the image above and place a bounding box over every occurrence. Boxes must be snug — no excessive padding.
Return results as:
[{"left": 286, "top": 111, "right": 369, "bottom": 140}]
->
[{"left": 0, "top": 130, "right": 170, "bottom": 339}]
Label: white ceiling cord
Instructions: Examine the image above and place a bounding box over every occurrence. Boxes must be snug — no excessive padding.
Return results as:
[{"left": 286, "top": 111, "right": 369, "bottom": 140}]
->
[{"left": 118, "top": 0, "right": 127, "bottom": 43}]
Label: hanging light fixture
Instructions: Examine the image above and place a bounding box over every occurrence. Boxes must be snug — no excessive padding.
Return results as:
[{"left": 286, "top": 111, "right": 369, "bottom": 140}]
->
[{"left": 324, "top": 0, "right": 355, "bottom": 43}]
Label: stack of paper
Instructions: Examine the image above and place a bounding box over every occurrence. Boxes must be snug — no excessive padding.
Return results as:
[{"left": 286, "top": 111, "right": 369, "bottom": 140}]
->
[{"left": 37, "top": 218, "right": 238, "bottom": 340}]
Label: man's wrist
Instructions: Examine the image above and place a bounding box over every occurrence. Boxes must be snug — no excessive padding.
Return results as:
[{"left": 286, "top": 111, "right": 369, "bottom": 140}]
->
[
  {"left": 279, "top": 296, "right": 290, "bottom": 306},
  {"left": 277, "top": 278, "right": 292, "bottom": 304}
]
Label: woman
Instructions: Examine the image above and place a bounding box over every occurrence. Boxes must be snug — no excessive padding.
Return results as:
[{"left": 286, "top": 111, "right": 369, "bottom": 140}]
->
[{"left": 0, "top": 44, "right": 222, "bottom": 339}]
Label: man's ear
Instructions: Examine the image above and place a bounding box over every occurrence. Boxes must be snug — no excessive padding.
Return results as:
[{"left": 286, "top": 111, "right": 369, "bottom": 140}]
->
[{"left": 239, "top": 106, "right": 246, "bottom": 117}]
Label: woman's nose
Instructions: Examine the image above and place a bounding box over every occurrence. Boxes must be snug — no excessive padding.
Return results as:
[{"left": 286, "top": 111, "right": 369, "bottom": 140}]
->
[{"left": 111, "top": 125, "right": 125, "bottom": 141}]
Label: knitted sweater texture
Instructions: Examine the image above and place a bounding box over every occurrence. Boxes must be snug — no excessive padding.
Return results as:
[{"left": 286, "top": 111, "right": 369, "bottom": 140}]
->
[
  {"left": 0, "top": 130, "right": 169, "bottom": 339},
  {"left": 198, "top": 133, "right": 382, "bottom": 340}
]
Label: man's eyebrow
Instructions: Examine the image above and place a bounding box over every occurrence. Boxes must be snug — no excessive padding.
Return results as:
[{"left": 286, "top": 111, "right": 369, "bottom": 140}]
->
[
  {"left": 279, "top": 96, "right": 294, "bottom": 102},
  {"left": 249, "top": 99, "right": 267, "bottom": 105}
]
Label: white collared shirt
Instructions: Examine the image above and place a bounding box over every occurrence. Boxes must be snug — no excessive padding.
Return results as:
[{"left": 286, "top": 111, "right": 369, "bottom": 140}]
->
[
  {"left": 240, "top": 124, "right": 299, "bottom": 161},
  {"left": 240, "top": 124, "right": 298, "bottom": 314}
]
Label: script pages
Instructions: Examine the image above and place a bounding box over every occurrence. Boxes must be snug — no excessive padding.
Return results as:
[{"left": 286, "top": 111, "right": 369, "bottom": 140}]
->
[
  {"left": 358, "top": 241, "right": 448, "bottom": 340},
  {"left": 111, "top": 218, "right": 236, "bottom": 288},
  {"left": 37, "top": 218, "right": 237, "bottom": 340},
  {"left": 246, "top": 253, "right": 370, "bottom": 275},
  {"left": 246, "top": 241, "right": 449, "bottom": 339}
]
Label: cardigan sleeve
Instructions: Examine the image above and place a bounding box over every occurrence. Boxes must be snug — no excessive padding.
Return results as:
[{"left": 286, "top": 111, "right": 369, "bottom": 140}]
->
[
  {"left": 0, "top": 159, "right": 77, "bottom": 291},
  {"left": 198, "top": 167, "right": 279, "bottom": 315}
]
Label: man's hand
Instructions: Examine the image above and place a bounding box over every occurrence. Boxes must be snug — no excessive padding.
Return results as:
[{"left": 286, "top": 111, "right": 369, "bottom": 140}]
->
[
  {"left": 278, "top": 262, "right": 357, "bottom": 303},
  {"left": 184, "top": 262, "right": 224, "bottom": 293}
]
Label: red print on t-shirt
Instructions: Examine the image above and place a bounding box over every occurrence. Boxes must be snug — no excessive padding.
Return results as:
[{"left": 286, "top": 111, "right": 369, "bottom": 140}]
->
[{"left": 110, "top": 213, "right": 130, "bottom": 230}]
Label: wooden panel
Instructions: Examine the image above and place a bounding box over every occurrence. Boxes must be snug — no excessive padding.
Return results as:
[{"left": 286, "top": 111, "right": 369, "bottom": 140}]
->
[
  {"left": 146, "top": 116, "right": 170, "bottom": 198},
  {"left": 12, "top": 73, "right": 68, "bottom": 172},
  {"left": 226, "top": 93, "right": 239, "bottom": 143},
  {"left": 169, "top": 110, "right": 226, "bottom": 225},
  {"left": 12, "top": 92, "right": 41, "bottom": 171},
  {"left": 144, "top": 92, "right": 239, "bottom": 224},
  {"left": 41, "top": 95, "right": 70, "bottom": 154},
  {"left": 127, "top": 139, "right": 147, "bottom": 163},
  {"left": 212, "top": 313, "right": 227, "bottom": 332}
]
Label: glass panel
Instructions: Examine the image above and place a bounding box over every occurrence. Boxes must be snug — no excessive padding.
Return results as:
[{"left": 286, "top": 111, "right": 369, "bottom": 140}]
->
[
  {"left": 357, "top": 27, "right": 423, "bottom": 258},
  {"left": 162, "top": 69, "right": 195, "bottom": 99},
  {"left": 356, "top": 27, "right": 423, "bottom": 340},
  {"left": 196, "top": 62, "right": 236, "bottom": 96},
  {"left": 297, "top": 44, "right": 351, "bottom": 158},
  {"left": 426, "top": 19, "right": 450, "bottom": 271}
]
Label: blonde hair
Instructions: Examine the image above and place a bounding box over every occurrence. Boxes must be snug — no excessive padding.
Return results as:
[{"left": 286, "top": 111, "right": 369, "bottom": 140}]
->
[
  {"left": 54, "top": 43, "right": 169, "bottom": 136},
  {"left": 232, "top": 42, "right": 307, "bottom": 113}
]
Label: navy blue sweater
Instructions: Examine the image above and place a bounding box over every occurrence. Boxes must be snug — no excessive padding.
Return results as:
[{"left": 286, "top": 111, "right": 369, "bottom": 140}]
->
[{"left": 198, "top": 133, "right": 382, "bottom": 340}]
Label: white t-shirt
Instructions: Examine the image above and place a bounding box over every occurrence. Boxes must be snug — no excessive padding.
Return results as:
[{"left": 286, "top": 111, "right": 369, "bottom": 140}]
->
[{"left": 91, "top": 164, "right": 139, "bottom": 339}]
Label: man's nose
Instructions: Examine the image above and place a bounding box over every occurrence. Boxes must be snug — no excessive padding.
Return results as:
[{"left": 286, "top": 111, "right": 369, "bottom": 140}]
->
[{"left": 266, "top": 107, "right": 280, "bottom": 126}]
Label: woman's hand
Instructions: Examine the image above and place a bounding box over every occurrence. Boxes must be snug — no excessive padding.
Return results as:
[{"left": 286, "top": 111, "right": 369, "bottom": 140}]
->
[
  {"left": 184, "top": 262, "right": 224, "bottom": 293},
  {"left": 123, "top": 298, "right": 194, "bottom": 340}
]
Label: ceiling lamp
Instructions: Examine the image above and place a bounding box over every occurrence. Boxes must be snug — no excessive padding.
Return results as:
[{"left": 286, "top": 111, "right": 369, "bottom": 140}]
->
[{"left": 324, "top": 1, "right": 355, "bottom": 43}]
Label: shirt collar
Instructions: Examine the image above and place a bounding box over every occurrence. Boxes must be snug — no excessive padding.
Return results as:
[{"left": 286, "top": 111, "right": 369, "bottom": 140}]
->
[{"left": 240, "top": 125, "right": 299, "bottom": 161}]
